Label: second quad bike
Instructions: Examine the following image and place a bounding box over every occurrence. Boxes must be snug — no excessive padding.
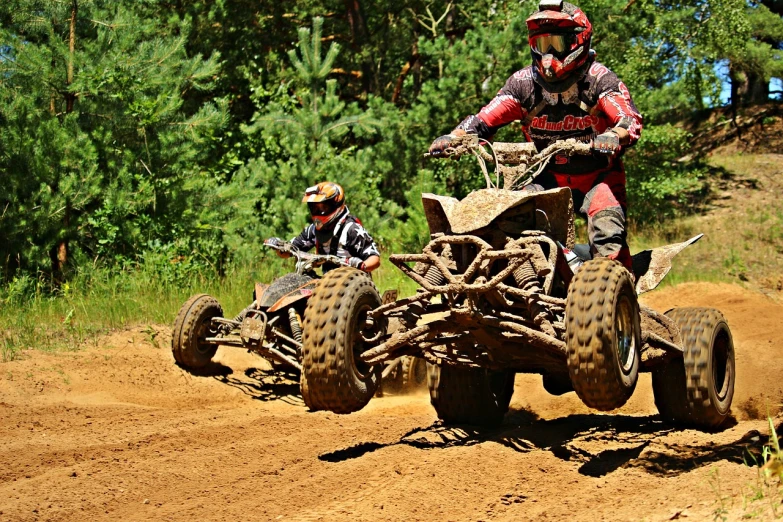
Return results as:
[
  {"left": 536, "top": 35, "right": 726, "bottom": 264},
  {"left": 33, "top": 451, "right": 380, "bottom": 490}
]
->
[
  {"left": 171, "top": 240, "right": 420, "bottom": 396},
  {"left": 298, "top": 135, "right": 736, "bottom": 429}
]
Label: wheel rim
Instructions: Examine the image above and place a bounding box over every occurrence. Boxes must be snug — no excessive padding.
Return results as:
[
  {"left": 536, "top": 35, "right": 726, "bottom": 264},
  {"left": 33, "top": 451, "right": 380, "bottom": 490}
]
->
[
  {"left": 352, "top": 304, "right": 375, "bottom": 379},
  {"left": 195, "top": 318, "right": 215, "bottom": 355},
  {"left": 615, "top": 295, "right": 637, "bottom": 373},
  {"left": 412, "top": 358, "right": 427, "bottom": 386},
  {"left": 712, "top": 327, "right": 732, "bottom": 401}
]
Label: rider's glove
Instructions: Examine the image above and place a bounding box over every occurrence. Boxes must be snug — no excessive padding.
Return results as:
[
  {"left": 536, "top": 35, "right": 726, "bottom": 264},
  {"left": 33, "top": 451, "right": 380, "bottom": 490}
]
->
[
  {"left": 265, "top": 237, "right": 284, "bottom": 248},
  {"left": 347, "top": 257, "right": 367, "bottom": 271},
  {"left": 428, "top": 134, "right": 456, "bottom": 156},
  {"left": 593, "top": 130, "right": 621, "bottom": 155}
]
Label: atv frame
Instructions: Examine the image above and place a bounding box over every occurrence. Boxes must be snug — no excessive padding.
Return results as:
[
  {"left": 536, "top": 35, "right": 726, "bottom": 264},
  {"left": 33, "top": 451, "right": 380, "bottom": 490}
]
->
[{"left": 300, "top": 136, "right": 736, "bottom": 429}]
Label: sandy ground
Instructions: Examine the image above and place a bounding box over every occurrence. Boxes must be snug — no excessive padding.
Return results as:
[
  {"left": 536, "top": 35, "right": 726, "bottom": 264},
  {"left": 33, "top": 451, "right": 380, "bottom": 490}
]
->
[{"left": 1, "top": 282, "right": 782, "bottom": 521}]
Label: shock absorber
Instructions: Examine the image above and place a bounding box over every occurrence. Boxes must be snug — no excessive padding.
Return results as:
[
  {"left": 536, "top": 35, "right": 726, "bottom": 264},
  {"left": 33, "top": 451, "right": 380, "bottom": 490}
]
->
[
  {"left": 288, "top": 308, "right": 303, "bottom": 344},
  {"left": 513, "top": 260, "right": 556, "bottom": 337},
  {"left": 423, "top": 264, "right": 446, "bottom": 287},
  {"left": 513, "top": 260, "right": 539, "bottom": 292}
]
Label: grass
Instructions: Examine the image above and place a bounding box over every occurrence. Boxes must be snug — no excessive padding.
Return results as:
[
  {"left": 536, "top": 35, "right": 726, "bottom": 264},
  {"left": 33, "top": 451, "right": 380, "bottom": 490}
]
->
[
  {"left": 708, "top": 417, "right": 783, "bottom": 520},
  {"left": 739, "top": 417, "right": 783, "bottom": 519},
  {"left": 0, "top": 252, "right": 418, "bottom": 362}
]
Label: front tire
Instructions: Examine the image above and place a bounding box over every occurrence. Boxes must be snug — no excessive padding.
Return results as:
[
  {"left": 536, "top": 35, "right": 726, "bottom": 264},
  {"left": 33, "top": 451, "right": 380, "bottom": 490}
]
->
[
  {"left": 171, "top": 294, "right": 223, "bottom": 370},
  {"left": 427, "top": 363, "right": 515, "bottom": 427},
  {"left": 566, "top": 258, "right": 641, "bottom": 411},
  {"left": 300, "top": 267, "right": 384, "bottom": 413},
  {"left": 652, "top": 308, "right": 735, "bottom": 429}
]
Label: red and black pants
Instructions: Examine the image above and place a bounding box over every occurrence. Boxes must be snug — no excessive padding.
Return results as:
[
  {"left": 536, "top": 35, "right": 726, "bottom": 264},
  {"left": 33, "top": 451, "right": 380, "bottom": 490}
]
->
[{"left": 524, "top": 167, "right": 632, "bottom": 271}]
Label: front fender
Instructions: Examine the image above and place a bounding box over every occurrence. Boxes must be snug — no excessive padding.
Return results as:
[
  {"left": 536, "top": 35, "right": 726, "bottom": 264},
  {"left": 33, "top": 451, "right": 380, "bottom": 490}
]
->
[{"left": 268, "top": 280, "right": 318, "bottom": 313}]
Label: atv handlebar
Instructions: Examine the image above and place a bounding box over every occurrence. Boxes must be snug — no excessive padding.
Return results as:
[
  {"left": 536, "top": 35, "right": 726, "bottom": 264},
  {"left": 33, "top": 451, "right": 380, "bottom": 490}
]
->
[
  {"left": 264, "top": 239, "right": 349, "bottom": 274},
  {"left": 425, "top": 135, "right": 593, "bottom": 162},
  {"left": 425, "top": 136, "right": 594, "bottom": 190}
]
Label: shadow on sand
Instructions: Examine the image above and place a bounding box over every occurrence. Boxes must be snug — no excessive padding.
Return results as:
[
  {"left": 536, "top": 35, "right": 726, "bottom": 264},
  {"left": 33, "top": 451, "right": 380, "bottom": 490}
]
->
[
  {"left": 177, "top": 359, "right": 303, "bottom": 405},
  {"left": 319, "top": 408, "right": 778, "bottom": 479},
  {"left": 215, "top": 367, "right": 304, "bottom": 405}
]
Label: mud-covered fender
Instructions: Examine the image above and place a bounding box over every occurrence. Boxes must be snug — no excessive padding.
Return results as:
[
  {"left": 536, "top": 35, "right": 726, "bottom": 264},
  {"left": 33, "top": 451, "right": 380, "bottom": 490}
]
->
[
  {"left": 254, "top": 283, "right": 270, "bottom": 307},
  {"left": 422, "top": 187, "right": 575, "bottom": 248},
  {"left": 633, "top": 234, "right": 703, "bottom": 294},
  {"left": 255, "top": 273, "right": 318, "bottom": 312},
  {"left": 268, "top": 280, "right": 318, "bottom": 313}
]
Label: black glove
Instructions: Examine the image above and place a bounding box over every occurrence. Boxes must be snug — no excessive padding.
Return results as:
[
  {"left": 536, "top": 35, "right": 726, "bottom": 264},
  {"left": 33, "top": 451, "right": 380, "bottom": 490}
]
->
[
  {"left": 428, "top": 134, "right": 456, "bottom": 156},
  {"left": 593, "top": 131, "right": 621, "bottom": 155},
  {"left": 347, "top": 257, "right": 367, "bottom": 271}
]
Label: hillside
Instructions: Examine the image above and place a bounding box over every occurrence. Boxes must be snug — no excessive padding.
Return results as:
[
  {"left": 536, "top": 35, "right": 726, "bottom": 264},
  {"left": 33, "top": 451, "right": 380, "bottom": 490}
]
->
[{"left": 633, "top": 101, "right": 783, "bottom": 298}]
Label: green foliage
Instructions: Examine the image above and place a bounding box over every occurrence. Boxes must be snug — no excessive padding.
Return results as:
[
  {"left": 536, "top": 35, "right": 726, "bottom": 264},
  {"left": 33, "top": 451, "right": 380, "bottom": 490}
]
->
[
  {"left": 587, "top": 0, "right": 753, "bottom": 119},
  {"left": 0, "top": 0, "right": 226, "bottom": 284},
  {"left": 625, "top": 124, "right": 706, "bottom": 222},
  {"left": 727, "top": 3, "right": 783, "bottom": 100},
  {"left": 762, "top": 417, "right": 783, "bottom": 481}
]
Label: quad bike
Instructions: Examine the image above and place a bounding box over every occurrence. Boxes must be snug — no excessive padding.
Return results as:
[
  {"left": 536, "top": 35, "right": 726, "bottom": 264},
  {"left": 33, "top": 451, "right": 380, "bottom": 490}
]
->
[
  {"left": 171, "top": 240, "right": 407, "bottom": 394},
  {"left": 299, "top": 135, "right": 736, "bottom": 429}
]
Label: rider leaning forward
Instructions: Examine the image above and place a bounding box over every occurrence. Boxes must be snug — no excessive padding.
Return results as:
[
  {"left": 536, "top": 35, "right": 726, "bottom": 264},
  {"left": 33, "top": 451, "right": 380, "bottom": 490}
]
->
[
  {"left": 429, "top": 0, "right": 643, "bottom": 272},
  {"left": 270, "top": 182, "right": 381, "bottom": 273}
]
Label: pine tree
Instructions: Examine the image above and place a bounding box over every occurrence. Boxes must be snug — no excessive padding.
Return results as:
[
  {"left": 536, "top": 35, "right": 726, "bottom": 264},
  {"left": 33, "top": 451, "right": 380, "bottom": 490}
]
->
[
  {"left": 0, "top": 1, "right": 226, "bottom": 284},
  {"left": 244, "top": 16, "right": 379, "bottom": 160}
]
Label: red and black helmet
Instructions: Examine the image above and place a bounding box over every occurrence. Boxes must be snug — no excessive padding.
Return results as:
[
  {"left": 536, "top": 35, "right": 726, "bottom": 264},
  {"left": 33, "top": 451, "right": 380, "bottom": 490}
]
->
[
  {"left": 526, "top": 1, "right": 592, "bottom": 83},
  {"left": 302, "top": 181, "right": 346, "bottom": 230}
]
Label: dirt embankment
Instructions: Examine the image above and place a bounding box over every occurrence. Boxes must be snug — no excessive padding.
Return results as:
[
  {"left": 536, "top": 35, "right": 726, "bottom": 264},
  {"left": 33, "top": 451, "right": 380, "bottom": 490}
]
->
[{"left": 1, "top": 282, "right": 782, "bottom": 521}]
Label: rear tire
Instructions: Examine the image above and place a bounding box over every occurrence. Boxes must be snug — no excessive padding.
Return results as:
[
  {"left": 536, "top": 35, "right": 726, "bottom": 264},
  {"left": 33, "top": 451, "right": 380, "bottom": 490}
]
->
[
  {"left": 402, "top": 356, "right": 428, "bottom": 391},
  {"left": 171, "top": 294, "right": 223, "bottom": 370},
  {"left": 652, "top": 307, "right": 735, "bottom": 429},
  {"left": 427, "top": 363, "right": 515, "bottom": 427},
  {"left": 300, "top": 267, "right": 384, "bottom": 413},
  {"left": 566, "top": 257, "right": 641, "bottom": 411},
  {"left": 542, "top": 372, "right": 574, "bottom": 396}
]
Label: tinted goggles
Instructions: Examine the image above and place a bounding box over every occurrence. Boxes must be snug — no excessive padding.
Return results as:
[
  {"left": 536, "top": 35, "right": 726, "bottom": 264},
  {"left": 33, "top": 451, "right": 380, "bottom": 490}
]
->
[
  {"left": 308, "top": 201, "right": 334, "bottom": 216},
  {"left": 532, "top": 33, "right": 577, "bottom": 57}
]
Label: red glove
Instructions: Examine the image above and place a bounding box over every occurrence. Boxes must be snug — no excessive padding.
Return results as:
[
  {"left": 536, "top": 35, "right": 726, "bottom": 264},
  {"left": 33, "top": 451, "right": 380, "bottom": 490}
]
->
[{"left": 428, "top": 134, "right": 456, "bottom": 156}]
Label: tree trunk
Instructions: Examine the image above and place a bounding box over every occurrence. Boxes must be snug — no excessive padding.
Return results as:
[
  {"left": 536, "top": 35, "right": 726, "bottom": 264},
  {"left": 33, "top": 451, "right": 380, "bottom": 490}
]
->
[
  {"left": 54, "top": 0, "right": 78, "bottom": 280},
  {"left": 392, "top": 42, "right": 419, "bottom": 105},
  {"left": 731, "top": 65, "right": 770, "bottom": 108},
  {"left": 66, "top": 0, "right": 77, "bottom": 113},
  {"left": 761, "top": 0, "right": 783, "bottom": 16},
  {"left": 743, "top": 72, "right": 770, "bottom": 104},
  {"left": 343, "top": 0, "right": 373, "bottom": 95},
  {"left": 51, "top": 203, "right": 70, "bottom": 281}
]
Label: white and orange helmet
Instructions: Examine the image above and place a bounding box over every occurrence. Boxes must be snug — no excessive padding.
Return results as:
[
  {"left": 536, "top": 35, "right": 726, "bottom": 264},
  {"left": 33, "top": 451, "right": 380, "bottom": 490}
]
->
[{"left": 302, "top": 181, "right": 346, "bottom": 230}]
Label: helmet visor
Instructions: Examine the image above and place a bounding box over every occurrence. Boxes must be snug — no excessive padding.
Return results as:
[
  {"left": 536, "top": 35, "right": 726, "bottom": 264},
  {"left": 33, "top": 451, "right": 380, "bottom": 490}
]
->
[
  {"left": 308, "top": 201, "right": 335, "bottom": 217},
  {"left": 532, "top": 33, "right": 576, "bottom": 57}
]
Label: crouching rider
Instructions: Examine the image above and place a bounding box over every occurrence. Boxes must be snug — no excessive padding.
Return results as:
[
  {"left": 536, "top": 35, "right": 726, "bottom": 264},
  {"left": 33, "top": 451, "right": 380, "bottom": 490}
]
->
[
  {"left": 429, "top": 0, "right": 643, "bottom": 272},
  {"left": 269, "top": 181, "right": 381, "bottom": 273}
]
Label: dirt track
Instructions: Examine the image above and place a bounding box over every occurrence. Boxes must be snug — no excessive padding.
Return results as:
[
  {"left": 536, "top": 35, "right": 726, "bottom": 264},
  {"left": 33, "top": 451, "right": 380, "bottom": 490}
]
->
[{"left": 1, "top": 282, "right": 782, "bottom": 521}]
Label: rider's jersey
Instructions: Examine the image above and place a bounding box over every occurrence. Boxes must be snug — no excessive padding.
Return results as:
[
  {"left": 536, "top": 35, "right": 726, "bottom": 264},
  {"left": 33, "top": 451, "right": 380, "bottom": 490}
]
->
[
  {"left": 456, "top": 60, "right": 643, "bottom": 177},
  {"left": 290, "top": 207, "right": 380, "bottom": 261}
]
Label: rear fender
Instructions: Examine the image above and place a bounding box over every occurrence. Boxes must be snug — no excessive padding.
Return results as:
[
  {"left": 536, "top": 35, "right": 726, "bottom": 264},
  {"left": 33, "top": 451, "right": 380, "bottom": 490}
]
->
[{"left": 633, "top": 234, "right": 703, "bottom": 295}]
